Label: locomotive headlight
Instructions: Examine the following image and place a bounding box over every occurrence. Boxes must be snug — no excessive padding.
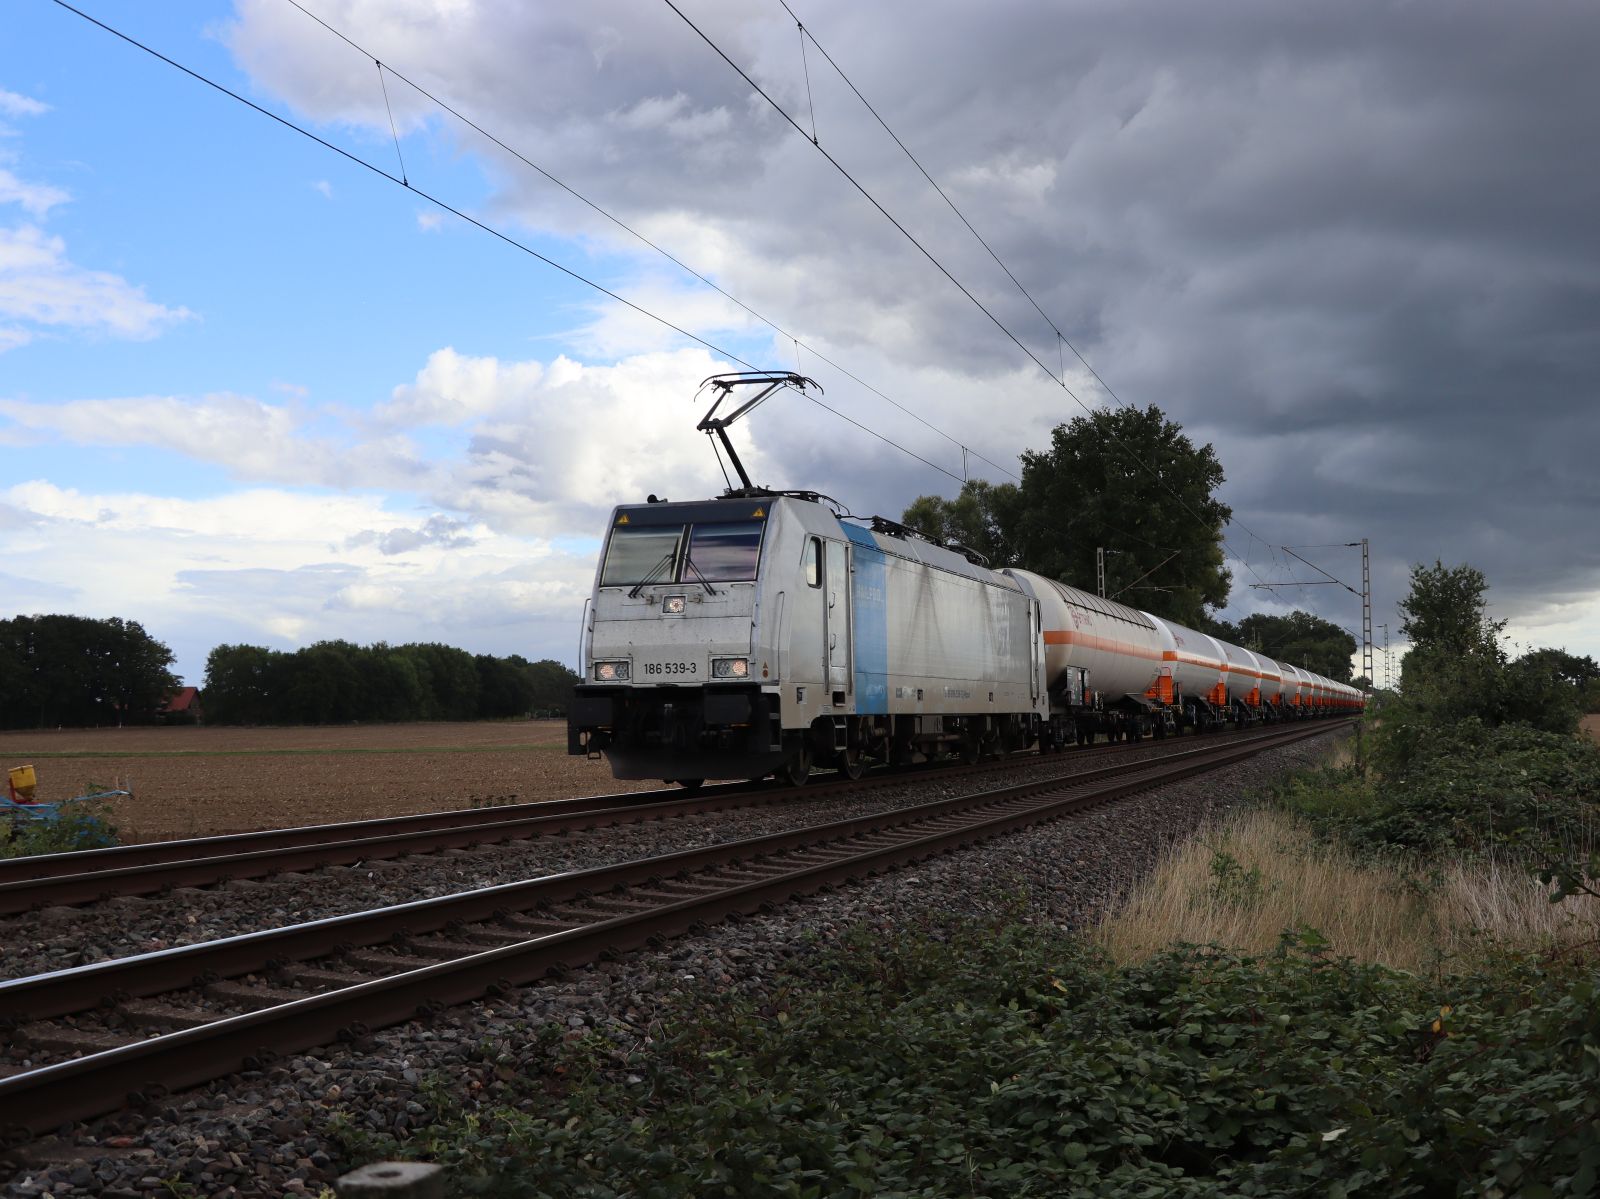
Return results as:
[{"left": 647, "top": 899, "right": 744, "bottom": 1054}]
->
[
  {"left": 595, "top": 660, "right": 631, "bottom": 682},
  {"left": 711, "top": 656, "right": 749, "bottom": 679},
  {"left": 663, "top": 595, "right": 686, "bottom": 615}
]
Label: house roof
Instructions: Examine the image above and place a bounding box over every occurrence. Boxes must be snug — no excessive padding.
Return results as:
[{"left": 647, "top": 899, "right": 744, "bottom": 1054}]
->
[{"left": 163, "top": 686, "right": 200, "bottom": 713}]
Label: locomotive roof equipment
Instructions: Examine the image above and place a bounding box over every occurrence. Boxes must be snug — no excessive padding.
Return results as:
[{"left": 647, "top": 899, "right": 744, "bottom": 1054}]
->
[{"left": 696, "top": 371, "right": 822, "bottom": 496}]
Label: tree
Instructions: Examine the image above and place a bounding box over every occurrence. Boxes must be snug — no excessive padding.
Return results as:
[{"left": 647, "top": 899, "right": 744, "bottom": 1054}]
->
[
  {"left": 1384, "top": 562, "right": 1580, "bottom": 756},
  {"left": 0, "top": 615, "right": 179, "bottom": 728},
  {"left": 476, "top": 654, "right": 537, "bottom": 719},
  {"left": 1235, "top": 611, "right": 1358, "bottom": 682},
  {"left": 1397, "top": 561, "right": 1504, "bottom": 656},
  {"left": 526, "top": 659, "right": 581, "bottom": 715},
  {"left": 1010, "top": 405, "right": 1232, "bottom": 628},
  {"left": 901, "top": 480, "right": 1021, "bottom": 567},
  {"left": 202, "top": 643, "right": 284, "bottom": 725}
]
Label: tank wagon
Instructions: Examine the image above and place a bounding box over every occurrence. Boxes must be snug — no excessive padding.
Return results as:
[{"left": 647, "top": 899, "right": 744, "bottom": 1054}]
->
[{"left": 568, "top": 490, "right": 1363, "bottom": 787}]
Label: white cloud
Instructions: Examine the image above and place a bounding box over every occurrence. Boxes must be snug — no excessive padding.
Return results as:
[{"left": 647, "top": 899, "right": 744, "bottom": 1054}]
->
[
  {"left": 376, "top": 345, "right": 545, "bottom": 427},
  {"left": 0, "top": 168, "right": 69, "bottom": 217},
  {"left": 416, "top": 210, "right": 442, "bottom": 232},
  {"left": 312, "top": 179, "right": 333, "bottom": 199},
  {"left": 389, "top": 345, "right": 763, "bottom": 531},
  {"left": 0, "top": 224, "right": 193, "bottom": 349},
  {"left": 1, "top": 479, "right": 598, "bottom": 681},
  {"left": 0, "top": 89, "right": 49, "bottom": 119},
  {"left": 0, "top": 392, "right": 425, "bottom": 490}
]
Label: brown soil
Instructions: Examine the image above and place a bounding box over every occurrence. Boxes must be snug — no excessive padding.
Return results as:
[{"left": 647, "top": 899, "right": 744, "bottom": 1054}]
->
[
  {"left": 0, "top": 721, "right": 656, "bottom": 842},
  {"left": 1583, "top": 714, "right": 1600, "bottom": 744}
]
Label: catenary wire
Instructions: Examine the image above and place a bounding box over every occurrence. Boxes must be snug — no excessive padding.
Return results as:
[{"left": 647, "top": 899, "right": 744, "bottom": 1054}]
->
[
  {"left": 666, "top": 0, "right": 1285, "bottom": 590},
  {"left": 777, "top": 0, "right": 1284, "bottom": 587},
  {"left": 45, "top": 0, "right": 965, "bottom": 488},
  {"left": 277, "top": 0, "right": 1018, "bottom": 484}
]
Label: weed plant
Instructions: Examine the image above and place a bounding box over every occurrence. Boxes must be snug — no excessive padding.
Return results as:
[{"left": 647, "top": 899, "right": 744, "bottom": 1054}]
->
[
  {"left": 330, "top": 916, "right": 1599, "bottom": 1198},
  {"left": 0, "top": 800, "right": 117, "bottom": 857}
]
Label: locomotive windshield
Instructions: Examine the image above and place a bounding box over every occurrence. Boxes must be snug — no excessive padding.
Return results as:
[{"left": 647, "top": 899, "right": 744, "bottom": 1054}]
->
[
  {"left": 600, "top": 525, "right": 683, "bottom": 587},
  {"left": 599, "top": 519, "right": 765, "bottom": 587},
  {"left": 684, "top": 522, "right": 764, "bottom": 581}
]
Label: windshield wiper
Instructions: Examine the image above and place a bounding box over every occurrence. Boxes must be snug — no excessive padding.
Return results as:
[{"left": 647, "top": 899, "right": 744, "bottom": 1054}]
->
[
  {"left": 681, "top": 556, "right": 720, "bottom": 596},
  {"left": 628, "top": 549, "right": 678, "bottom": 598}
]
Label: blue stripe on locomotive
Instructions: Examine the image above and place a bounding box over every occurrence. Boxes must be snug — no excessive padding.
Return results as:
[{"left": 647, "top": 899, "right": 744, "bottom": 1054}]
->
[{"left": 840, "top": 523, "right": 889, "bottom": 714}]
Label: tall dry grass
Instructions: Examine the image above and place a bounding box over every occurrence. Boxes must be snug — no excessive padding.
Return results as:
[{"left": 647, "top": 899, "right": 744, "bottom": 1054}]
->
[{"left": 1095, "top": 806, "right": 1600, "bottom": 973}]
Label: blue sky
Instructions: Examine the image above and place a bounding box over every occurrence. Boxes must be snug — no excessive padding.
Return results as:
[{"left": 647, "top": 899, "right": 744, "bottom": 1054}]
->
[{"left": 4, "top": 0, "right": 1597, "bottom": 687}]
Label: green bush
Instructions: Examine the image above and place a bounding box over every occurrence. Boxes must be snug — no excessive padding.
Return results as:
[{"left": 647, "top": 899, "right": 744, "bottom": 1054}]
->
[
  {"left": 0, "top": 801, "right": 118, "bottom": 857},
  {"left": 1274, "top": 720, "right": 1600, "bottom": 869},
  {"left": 331, "top": 920, "right": 1600, "bottom": 1197}
]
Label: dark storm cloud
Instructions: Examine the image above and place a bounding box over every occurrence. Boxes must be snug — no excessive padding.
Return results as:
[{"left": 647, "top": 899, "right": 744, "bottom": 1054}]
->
[{"left": 234, "top": 0, "right": 1600, "bottom": 638}]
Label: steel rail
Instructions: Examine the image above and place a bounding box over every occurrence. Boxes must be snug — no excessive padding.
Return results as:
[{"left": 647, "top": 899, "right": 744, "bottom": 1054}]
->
[
  {"left": 0, "top": 725, "right": 1297, "bottom": 913},
  {"left": 0, "top": 720, "right": 1346, "bottom": 1138},
  {"left": 0, "top": 723, "right": 1324, "bottom": 1022},
  {"left": 0, "top": 730, "right": 1171, "bottom": 884}
]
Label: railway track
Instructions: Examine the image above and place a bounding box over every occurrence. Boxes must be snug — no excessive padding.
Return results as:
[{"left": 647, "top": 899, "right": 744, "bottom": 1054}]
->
[
  {"left": 0, "top": 723, "right": 1304, "bottom": 915},
  {"left": 0, "top": 719, "right": 1347, "bottom": 1139}
]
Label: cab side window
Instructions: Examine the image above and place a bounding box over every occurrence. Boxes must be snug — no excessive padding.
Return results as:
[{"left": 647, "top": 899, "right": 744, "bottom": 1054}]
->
[{"left": 805, "top": 537, "right": 822, "bottom": 588}]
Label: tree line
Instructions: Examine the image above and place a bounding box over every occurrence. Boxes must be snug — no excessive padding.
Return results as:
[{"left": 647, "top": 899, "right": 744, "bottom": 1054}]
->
[
  {"left": 0, "top": 614, "right": 579, "bottom": 729},
  {"left": 902, "top": 404, "right": 1360, "bottom": 680},
  {"left": 202, "top": 642, "right": 580, "bottom": 726}
]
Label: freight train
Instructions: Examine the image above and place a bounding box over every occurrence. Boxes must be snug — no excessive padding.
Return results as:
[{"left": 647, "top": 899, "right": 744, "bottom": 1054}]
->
[{"left": 566, "top": 488, "right": 1363, "bottom": 789}]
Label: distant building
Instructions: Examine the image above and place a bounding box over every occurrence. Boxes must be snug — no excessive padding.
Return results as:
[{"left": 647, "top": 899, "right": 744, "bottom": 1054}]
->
[{"left": 160, "top": 686, "right": 204, "bottom": 725}]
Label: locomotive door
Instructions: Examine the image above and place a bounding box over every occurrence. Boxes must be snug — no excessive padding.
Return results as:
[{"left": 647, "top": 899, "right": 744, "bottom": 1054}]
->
[{"left": 824, "top": 539, "right": 851, "bottom": 702}]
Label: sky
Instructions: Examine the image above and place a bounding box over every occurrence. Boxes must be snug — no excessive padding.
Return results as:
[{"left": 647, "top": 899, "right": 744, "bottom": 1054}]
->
[{"left": 2, "top": 0, "right": 1596, "bottom": 688}]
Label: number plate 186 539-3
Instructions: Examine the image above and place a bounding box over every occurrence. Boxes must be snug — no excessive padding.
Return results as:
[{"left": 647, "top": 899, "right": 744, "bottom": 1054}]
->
[{"left": 644, "top": 661, "right": 698, "bottom": 677}]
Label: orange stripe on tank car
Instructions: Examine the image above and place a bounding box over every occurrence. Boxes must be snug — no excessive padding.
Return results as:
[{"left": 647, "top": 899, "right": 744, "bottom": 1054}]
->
[
  {"left": 1165, "top": 649, "right": 1223, "bottom": 669},
  {"left": 1042, "top": 630, "right": 1165, "bottom": 662}
]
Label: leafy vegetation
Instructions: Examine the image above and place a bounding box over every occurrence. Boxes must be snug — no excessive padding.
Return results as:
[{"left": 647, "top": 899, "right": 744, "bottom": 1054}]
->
[
  {"left": 0, "top": 800, "right": 118, "bottom": 857},
  {"left": 1216, "top": 611, "right": 1359, "bottom": 684},
  {"left": 0, "top": 614, "right": 179, "bottom": 729},
  {"left": 202, "top": 642, "right": 579, "bottom": 725},
  {"left": 1264, "top": 558, "right": 1600, "bottom": 920},
  {"left": 903, "top": 404, "right": 1231, "bottom": 628},
  {"left": 333, "top": 920, "right": 1600, "bottom": 1198}
]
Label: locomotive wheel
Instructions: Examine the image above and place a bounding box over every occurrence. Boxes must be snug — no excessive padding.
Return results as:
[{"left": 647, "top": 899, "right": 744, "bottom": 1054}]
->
[
  {"left": 835, "top": 744, "right": 867, "bottom": 781},
  {"left": 959, "top": 727, "right": 982, "bottom": 766},
  {"left": 776, "top": 740, "right": 813, "bottom": 787}
]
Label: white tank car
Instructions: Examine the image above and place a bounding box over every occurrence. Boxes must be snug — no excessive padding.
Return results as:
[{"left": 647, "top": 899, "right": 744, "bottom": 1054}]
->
[
  {"left": 1307, "top": 673, "right": 1329, "bottom": 708},
  {"left": 1001, "top": 569, "right": 1166, "bottom": 703},
  {"left": 1145, "top": 614, "right": 1228, "bottom": 708},
  {"left": 1279, "top": 663, "right": 1307, "bottom": 708},
  {"left": 1216, "top": 640, "right": 1264, "bottom": 707},
  {"left": 1256, "top": 655, "right": 1286, "bottom": 705}
]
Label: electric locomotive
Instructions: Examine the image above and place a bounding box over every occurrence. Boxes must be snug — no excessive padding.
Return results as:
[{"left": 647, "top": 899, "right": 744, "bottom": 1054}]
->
[{"left": 566, "top": 490, "right": 1048, "bottom": 787}]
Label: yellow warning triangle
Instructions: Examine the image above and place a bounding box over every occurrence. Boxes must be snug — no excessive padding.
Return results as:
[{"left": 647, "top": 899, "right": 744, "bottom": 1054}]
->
[
  {"left": 751, "top": 507, "right": 765, "bottom": 518},
  {"left": 617, "top": 513, "right": 630, "bottom": 524}
]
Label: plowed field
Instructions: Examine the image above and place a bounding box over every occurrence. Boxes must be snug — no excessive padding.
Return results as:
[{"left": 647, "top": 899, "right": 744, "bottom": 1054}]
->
[{"left": 0, "top": 722, "right": 655, "bottom": 842}]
